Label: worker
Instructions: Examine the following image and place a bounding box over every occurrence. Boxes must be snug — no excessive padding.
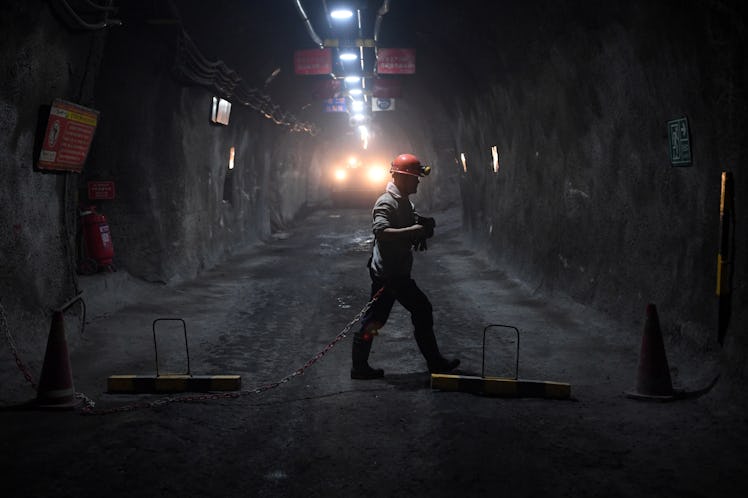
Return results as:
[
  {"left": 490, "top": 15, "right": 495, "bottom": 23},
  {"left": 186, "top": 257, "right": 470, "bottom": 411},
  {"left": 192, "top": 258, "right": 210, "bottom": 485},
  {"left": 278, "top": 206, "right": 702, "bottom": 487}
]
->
[{"left": 351, "top": 153, "right": 460, "bottom": 379}]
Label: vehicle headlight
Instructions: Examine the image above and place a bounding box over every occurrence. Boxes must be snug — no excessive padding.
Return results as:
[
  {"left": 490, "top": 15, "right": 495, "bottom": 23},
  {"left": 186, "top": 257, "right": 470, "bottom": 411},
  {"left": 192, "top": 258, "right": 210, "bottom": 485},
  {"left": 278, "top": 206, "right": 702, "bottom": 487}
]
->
[
  {"left": 367, "top": 165, "right": 387, "bottom": 183},
  {"left": 334, "top": 169, "right": 348, "bottom": 181}
]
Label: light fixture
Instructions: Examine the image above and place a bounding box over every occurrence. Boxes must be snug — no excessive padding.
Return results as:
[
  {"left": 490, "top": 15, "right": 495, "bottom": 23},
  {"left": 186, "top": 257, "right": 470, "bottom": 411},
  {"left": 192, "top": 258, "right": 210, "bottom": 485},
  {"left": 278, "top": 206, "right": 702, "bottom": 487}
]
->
[
  {"left": 228, "top": 146, "right": 235, "bottom": 170},
  {"left": 352, "top": 113, "right": 366, "bottom": 121},
  {"left": 331, "top": 9, "right": 353, "bottom": 20},
  {"left": 339, "top": 52, "right": 357, "bottom": 61},
  {"left": 491, "top": 145, "right": 500, "bottom": 173},
  {"left": 358, "top": 126, "right": 369, "bottom": 150},
  {"left": 351, "top": 100, "right": 364, "bottom": 112},
  {"left": 348, "top": 88, "right": 363, "bottom": 96},
  {"left": 344, "top": 75, "right": 361, "bottom": 84}
]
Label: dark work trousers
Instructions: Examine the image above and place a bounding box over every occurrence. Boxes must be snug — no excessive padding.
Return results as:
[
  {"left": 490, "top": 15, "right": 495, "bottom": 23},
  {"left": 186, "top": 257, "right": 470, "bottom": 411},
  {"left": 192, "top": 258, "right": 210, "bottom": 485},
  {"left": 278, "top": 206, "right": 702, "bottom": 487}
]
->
[{"left": 356, "top": 272, "right": 443, "bottom": 364}]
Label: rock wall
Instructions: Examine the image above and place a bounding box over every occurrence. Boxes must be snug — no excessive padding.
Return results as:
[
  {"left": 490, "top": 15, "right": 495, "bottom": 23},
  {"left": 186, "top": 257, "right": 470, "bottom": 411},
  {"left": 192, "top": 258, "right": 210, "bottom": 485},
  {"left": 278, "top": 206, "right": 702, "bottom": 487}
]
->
[
  {"left": 0, "top": 1, "right": 319, "bottom": 396},
  {"left": 413, "top": 1, "right": 747, "bottom": 374},
  {"left": 0, "top": 2, "right": 106, "bottom": 385}
]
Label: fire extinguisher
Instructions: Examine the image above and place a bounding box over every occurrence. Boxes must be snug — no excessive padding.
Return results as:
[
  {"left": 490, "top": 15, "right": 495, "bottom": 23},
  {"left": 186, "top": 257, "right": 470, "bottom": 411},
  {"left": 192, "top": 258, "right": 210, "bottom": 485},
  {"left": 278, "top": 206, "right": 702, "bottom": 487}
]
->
[{"left": 80, "top": 205, "right": 114, "bottom": 271}]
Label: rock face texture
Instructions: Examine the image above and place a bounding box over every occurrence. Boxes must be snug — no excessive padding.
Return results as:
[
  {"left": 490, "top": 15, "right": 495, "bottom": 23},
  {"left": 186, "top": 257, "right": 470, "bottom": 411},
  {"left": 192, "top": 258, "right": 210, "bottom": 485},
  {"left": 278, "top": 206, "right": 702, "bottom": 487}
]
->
[{"left": 405, "top": 1, "right": 747, "bottom": 373}]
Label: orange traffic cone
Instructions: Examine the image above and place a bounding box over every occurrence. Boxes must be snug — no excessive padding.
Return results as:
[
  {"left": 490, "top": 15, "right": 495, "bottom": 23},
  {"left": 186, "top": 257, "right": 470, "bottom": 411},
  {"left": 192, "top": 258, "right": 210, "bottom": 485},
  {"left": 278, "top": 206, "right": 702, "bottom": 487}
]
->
[
  {"left": 626, "top": 304, "right": 676, "bottom": 401},
  {"left": 35, "top": 311, "right": 79, "bottom": 409}
]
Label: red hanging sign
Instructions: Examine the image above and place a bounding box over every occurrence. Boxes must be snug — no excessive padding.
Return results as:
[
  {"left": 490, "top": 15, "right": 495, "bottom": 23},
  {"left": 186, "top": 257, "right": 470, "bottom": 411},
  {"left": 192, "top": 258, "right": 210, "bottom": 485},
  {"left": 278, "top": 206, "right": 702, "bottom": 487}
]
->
[
  {"left": 37, "top": 99, "right": 99, "bottom": 173},
  {"left": 373, "top": 78, "right": 403, "bottom": 98},
  {"left": 377, "top": 48, "right": 416, "bottom": 74},
  {"left": 311, "top": 78, "right": 342, "bottom": 99},
  {"left": 294, "top": 48, "right": 332, "bottom": 75}
]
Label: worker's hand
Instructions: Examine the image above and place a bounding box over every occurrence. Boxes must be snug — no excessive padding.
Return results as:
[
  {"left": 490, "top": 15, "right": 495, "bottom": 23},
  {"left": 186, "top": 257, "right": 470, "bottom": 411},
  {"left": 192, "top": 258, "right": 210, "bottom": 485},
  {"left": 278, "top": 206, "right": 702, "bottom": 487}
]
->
[
  {"left": 414, "top": 215, "right": 435, "bottom": 238},
  {"left": 410, "top": 223, "right": 426, "bottom": 240},
  {"left": 413, "top": 238, "right": 428, "bottom": 251}
]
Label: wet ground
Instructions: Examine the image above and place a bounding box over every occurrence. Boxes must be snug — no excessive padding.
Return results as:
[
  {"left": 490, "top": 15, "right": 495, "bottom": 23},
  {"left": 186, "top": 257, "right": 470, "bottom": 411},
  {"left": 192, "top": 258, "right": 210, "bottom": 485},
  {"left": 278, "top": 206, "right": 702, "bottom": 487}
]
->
[{"left": 2, "top": 207, "right": 747, "bottom": 497}]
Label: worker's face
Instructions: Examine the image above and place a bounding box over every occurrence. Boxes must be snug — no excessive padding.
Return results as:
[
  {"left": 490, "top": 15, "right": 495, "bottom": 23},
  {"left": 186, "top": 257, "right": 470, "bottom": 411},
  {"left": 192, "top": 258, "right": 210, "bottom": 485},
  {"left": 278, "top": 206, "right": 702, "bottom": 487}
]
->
[{"left": 395, "top": 173, "right": 420, "bottom": 196}]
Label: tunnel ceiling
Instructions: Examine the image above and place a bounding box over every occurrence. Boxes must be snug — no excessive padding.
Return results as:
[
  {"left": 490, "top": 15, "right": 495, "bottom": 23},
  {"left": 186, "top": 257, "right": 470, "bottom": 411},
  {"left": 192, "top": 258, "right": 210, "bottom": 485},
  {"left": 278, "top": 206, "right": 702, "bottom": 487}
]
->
[{"left": 152, "top": 0, "right": 477, "bottom": 144}]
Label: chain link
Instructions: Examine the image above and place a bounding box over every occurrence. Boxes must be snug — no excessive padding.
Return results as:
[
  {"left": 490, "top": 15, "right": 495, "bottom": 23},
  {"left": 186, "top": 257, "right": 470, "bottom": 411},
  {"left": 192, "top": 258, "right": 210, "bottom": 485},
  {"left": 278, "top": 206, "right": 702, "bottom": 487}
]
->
[
  {"left": 80, "top": 288, "right": 384, "bottom": 415},
  {"left": 1, "top": 301, "right": 38, "bottom": 389}
]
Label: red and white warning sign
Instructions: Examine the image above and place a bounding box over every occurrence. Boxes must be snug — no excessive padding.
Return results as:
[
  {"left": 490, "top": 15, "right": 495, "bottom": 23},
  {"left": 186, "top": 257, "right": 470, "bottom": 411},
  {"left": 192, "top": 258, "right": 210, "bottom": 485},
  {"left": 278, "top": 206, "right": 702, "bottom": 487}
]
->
[
  {"left": 87, "top": 181, "right": 116, "bottom": 200},
  {"left": 376, "top": 48, "right": 416, "bottom": 74},
  {"left": 38, "top": 99, "right": 99, "bottom": 173},
  {"left": 294, "top": 48, "right": 333, "bottom": 75}
]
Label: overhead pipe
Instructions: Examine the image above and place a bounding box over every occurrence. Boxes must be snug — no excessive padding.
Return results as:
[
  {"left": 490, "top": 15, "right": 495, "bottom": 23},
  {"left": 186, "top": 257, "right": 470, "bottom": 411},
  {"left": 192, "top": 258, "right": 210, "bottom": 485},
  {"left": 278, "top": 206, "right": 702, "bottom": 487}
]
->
[
  {"left": 321, "top": 0, "right": 333, "bottom": 30},
  {"left": 373, "top": 0, "right": 391, "bottom": 66},
  {"left": 374, "top": 0, "right": 391, "bottom": 45},
  {"left": 80, "top": 0, "right": 117, "bottom": 12},
  {"left": 294, "top": 0, "right": 325, "bottom": 49}
]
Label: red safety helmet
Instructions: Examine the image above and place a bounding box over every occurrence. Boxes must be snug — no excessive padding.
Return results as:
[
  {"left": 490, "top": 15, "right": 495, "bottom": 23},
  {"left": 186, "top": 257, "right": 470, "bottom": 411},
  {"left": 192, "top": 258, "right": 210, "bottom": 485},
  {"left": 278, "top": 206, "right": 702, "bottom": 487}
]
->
[{"left": 390, "top": 153, "right": 431, "bottom": 177}]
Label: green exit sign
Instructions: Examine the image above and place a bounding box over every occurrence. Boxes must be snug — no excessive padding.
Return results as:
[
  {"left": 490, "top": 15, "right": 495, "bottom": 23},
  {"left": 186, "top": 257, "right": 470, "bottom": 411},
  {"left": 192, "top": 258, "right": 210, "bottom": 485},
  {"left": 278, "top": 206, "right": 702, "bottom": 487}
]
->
[{"left": 668, "top": 117, "right": 692, "bottom": 166}]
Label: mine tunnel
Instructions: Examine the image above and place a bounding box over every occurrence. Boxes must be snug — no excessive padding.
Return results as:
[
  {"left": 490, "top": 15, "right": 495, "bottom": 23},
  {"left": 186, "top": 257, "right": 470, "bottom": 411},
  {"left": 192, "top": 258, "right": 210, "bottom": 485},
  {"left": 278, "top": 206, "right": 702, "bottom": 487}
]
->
[{"left": 1, "top": 1, "right": 747, "bottom": 496}]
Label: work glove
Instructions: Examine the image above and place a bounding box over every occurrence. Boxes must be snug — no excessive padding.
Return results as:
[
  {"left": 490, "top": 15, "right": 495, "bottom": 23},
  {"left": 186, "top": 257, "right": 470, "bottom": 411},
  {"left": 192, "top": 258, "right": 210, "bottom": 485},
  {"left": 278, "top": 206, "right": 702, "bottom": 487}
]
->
[
  {"left": 413, "top": 238, "right": 428, "bottom": 251},
  {"left": 414, "top": 215, "right": 436, "bottom": 239}
]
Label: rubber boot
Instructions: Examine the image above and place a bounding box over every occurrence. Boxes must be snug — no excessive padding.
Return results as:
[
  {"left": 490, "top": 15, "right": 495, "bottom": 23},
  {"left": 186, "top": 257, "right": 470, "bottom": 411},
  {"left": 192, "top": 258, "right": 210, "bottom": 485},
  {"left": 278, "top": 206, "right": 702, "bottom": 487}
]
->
[
  {"left": 414, "top": 329, "right": 460, "bottom": 374},
  {"left": 351, "top": 335, "right": 384, "bottom": 380}
]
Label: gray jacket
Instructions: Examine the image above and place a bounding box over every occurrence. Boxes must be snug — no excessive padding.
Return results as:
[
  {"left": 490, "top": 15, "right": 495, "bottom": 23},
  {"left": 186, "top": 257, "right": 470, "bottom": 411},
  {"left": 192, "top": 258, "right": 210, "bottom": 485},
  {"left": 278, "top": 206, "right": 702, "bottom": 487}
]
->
[{"left": 370, "top": 182, "right": 418, "bottom": 279}]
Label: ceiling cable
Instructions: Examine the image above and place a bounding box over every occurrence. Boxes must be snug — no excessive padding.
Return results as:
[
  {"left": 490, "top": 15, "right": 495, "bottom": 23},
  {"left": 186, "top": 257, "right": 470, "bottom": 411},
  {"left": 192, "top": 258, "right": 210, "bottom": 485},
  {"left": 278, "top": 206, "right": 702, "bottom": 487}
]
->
[
  {"left": 173, "top": 29, "right": 318, "bottom": 134},
  {"left": 50, "top": 0, "right": 123, "bottom": 30},
  {"left": 293, "top": 0, "right": 325, "bottom": 49}
]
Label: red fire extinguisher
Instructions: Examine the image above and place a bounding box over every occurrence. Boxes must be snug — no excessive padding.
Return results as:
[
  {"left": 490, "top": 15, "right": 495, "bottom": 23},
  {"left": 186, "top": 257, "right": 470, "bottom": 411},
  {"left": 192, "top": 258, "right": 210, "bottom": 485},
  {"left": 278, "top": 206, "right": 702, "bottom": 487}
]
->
[{"left": 80, "top": 206, "right": 114, "bottom": 270}]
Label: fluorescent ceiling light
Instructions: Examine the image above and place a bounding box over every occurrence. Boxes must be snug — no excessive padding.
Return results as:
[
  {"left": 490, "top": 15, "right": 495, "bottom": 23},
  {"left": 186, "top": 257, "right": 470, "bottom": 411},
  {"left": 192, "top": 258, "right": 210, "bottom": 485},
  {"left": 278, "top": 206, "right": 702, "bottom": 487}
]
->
[
  {"left": 339, "top": 52, "right": 357, "bottom": 61},
  {"left": 349, "top": 88, "right": 363, "bottom": 96},
  {"left": 352, "top": 101, "right": 364, "bottom": 111},
  {"left": 344, "top": 75, "right": 361, "bottom": 83},
  {"left": 331, "top": 9, "right": 353, "bottom": 19}
]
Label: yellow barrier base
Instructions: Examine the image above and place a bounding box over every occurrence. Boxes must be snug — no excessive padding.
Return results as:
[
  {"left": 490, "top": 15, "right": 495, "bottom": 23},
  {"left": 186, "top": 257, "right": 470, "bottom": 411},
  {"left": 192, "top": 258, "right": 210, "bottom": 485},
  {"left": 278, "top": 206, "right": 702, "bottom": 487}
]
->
[
  {"left": 107, "top": 374, "right": 241, "bottom": 394},
  {"left": 431, "top": 373, "right": 570, "bottom": 399}
]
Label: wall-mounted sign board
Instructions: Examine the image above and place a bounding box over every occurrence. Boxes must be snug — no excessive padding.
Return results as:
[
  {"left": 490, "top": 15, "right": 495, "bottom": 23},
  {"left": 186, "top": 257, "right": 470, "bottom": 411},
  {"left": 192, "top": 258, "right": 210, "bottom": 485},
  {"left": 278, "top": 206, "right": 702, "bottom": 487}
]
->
[
  {"left": 88, "top": 181, "right": 116, "bottom": 200},
  {"left": 668, "top": 116, "right": 692, "bottom": 166},
  {"left": 38, "top": 99, "right": 99, "bottom": 173}
]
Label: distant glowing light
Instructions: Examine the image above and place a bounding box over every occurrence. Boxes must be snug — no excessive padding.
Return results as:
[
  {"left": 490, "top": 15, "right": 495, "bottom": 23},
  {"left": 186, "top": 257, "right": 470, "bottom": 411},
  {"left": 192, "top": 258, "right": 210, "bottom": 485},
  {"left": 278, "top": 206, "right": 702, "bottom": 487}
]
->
[
  {"left": 352, "top": 113, "right": 365, "bottom": 121},
  {"left": 334, "top": 168, "right": 347, "bottom": 181},
  {"left": 460, "top": 152, "right": 468, "bottom": 173},
  {"left": 367, "top": 165, "right": 387, "bottom": 183},
  {"left": 348, "top": 156, "right": 358, "bottom": 167},
  {"left": 344, "top": 75, "right": 361, "bottom": 84},
  {"left": 351, "top": 100, "right": 364, "bottom": 112},
  {"left": 331, "top": 9, "right": 354, "bottom": 20},
  {"left": 349, "top": 88, "right": 363, "bottom": 96},
  {"left": 340, "top": 52, "right": 357, "bottom": 61},
  {"left": 228, "top": 146, "right": 235, "bottom": 170}
]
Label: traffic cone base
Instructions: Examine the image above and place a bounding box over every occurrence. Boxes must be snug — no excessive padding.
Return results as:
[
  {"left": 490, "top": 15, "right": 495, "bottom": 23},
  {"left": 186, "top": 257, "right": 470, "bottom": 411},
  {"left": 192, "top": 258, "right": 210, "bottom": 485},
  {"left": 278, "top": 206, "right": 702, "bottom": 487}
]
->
[{"left": 35, "top": 311, "right": 80, "bottom": 409}]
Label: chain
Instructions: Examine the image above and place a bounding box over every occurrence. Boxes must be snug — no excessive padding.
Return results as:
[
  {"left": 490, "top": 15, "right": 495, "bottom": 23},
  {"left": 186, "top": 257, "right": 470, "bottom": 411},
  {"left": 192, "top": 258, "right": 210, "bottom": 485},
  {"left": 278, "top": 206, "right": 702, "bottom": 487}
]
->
[
  {"left": 1, "top": 301, "right": 38, "bottom": 390},
  {"left": 80, "top": 288, "right": 384, "bottom": 415}
]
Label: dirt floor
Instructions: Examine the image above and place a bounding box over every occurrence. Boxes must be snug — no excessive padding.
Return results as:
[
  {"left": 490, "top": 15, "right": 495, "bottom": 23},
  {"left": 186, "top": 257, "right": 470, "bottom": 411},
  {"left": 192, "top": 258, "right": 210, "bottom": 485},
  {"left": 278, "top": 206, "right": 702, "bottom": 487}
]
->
[{"left": 2, "top": 206, "right": 747, "bottom": 497}]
